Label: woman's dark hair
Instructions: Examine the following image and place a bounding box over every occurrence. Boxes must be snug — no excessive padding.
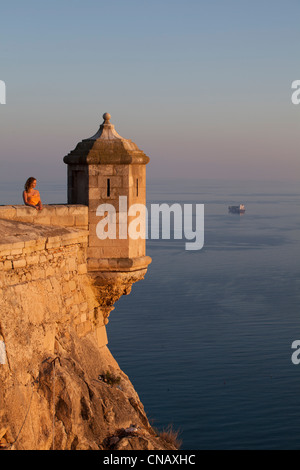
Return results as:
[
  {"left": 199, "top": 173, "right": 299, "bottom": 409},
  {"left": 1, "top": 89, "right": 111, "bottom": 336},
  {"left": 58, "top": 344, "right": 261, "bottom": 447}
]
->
[{"left": 24, "top": 177, "right": 36, "bottom": 192}]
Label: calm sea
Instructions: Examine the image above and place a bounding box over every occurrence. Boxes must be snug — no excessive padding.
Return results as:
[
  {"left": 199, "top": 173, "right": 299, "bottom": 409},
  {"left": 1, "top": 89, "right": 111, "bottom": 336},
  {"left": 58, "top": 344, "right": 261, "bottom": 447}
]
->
[{"left": 1, "top": 178, "right": 300, "bottom": 450}]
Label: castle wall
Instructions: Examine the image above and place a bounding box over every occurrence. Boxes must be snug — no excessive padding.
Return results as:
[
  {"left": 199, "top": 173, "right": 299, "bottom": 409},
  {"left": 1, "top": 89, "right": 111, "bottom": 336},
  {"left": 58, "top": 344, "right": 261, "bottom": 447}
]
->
[
  {"left": 0, "top": 218, "right": 107, "bottom": 380},
  {"left": 0, "top": 204, "right": 88, "bottom": 230}
]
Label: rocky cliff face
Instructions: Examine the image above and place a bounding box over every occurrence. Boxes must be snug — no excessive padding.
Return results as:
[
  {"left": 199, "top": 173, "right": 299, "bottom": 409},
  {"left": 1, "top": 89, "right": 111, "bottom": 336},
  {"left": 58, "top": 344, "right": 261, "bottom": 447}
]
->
[
  {"left": 0, "top": 217, "right": 176, "bottom": 450},
  {"left": 0, "top": 329, "right": 175, "bottom": 450}
]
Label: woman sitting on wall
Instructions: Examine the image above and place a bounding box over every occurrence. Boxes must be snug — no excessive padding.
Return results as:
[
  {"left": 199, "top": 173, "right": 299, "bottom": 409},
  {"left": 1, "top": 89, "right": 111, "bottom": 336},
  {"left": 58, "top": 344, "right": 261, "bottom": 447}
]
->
[{"left": 23, "top": 177, "right": 43, "bottom": 211}]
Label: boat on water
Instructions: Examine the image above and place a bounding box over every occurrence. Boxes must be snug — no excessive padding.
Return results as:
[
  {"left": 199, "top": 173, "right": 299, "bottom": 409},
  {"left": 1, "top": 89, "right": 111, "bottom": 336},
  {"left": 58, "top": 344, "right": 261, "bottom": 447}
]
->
[{"left": 228, "top": 204, "right": 246, "bottom": 214}]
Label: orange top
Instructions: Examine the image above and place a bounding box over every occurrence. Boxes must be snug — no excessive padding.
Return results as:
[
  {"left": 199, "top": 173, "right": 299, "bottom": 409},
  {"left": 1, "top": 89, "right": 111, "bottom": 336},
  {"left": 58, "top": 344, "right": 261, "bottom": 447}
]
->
[{"left": 27, "top": 191, "right": 41, "bottom": 206}]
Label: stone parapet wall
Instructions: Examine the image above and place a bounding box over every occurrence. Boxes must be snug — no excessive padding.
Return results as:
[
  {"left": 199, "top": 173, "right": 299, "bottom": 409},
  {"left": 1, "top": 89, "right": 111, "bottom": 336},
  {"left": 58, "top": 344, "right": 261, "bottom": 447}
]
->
[
  {"left": 0, "top": 228, "right": 88, "bottom": 265},
  {"left": 0, "top": 204, "right": 88, "bottom": 229}
]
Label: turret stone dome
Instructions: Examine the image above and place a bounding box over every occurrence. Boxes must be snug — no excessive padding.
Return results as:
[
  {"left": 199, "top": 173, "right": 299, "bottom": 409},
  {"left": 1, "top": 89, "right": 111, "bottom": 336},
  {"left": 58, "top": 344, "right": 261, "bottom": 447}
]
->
[{"left": 63, "top": 113, "right": 150, "bottom": 166}]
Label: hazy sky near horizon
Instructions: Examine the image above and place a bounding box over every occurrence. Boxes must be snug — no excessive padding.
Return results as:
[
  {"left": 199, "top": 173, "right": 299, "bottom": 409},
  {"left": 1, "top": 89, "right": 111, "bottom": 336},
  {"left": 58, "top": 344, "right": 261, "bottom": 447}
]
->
[{"left": 0, "top": 0, "right": 299, "bottom": 183}]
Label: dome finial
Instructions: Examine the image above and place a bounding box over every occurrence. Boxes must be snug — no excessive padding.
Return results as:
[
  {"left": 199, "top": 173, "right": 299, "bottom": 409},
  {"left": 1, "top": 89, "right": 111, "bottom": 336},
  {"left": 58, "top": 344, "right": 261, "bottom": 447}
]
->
[{"left": 103, "top": 113, "right": 111, "bottom": 123}]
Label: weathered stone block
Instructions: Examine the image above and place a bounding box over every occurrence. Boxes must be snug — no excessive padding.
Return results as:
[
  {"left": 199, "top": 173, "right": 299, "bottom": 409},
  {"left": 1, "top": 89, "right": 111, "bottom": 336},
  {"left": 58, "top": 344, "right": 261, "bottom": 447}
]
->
[
  {"left": 46, "top": 236, "right": 62, "bottom": 249},
  {"left": 12, "top": 259, "right": 26, "bottom": 269},
  {"left": 10, "top": 241, "right": 25, "bottom": 250},
  {"left": 2, "top": 260, "right": 12, "bottom": 271},
  {"left": 45, "top": 266, "right": 55, "bottom": 277},
  {"left": 75, "top": 214, "right": 89, "bottom": 227},
  {"left": 69, "top": 280, "right": 77, "bottom": 292},
  {"left": 95, "top": 325, "right": 108, "bottom": 348},
  {"left": 0, "top": 246, "right": 12, "bottom": 257},
  {"left": 98, "top": 165, "right": 114, "bottom": 176},
  {"left": 67, "top": 258, "right": 77, "bottom": 272},
  {"left": 79, "top": 302, "right": 88, "bottom": 312},
  {"left": 52, "top": 205, "right": 70, "bottom": 216},
  {"left": 89, "top": 187, "right": 101, "bottom": 200},
  {"left": 26, "top": 255, "right": 40, "bottom": 265},
  {"left": 10, "top": 248, "right": 23, "bottom": 256},
  {"left": 78, "top": 263, "right": 87, "bottom": 274},
  {"left": 56, "top": 215, "right": 76, "bottom": 227},
  {"left": 114, "top": 165, "right": 129, "bottom": 176},
  {"left": 67, "top": 205, "right": 88, "bottom": 216},
  {"left": 0, "top": 206, "right": 16, "bottom": 219}
]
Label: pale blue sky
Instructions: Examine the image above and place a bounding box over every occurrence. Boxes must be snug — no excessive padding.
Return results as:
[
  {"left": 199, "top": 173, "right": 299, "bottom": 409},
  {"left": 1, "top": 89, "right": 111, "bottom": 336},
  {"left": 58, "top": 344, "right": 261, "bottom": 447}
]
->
[{"left": 0, "top": 0, "right": 300, "bottom": 183}]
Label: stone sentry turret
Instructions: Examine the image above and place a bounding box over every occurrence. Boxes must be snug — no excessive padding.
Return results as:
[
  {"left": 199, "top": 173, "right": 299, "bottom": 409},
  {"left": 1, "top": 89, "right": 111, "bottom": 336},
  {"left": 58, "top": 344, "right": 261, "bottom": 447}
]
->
[{"left": 63, "top": 113, "right": 152, "bottom": 325}]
